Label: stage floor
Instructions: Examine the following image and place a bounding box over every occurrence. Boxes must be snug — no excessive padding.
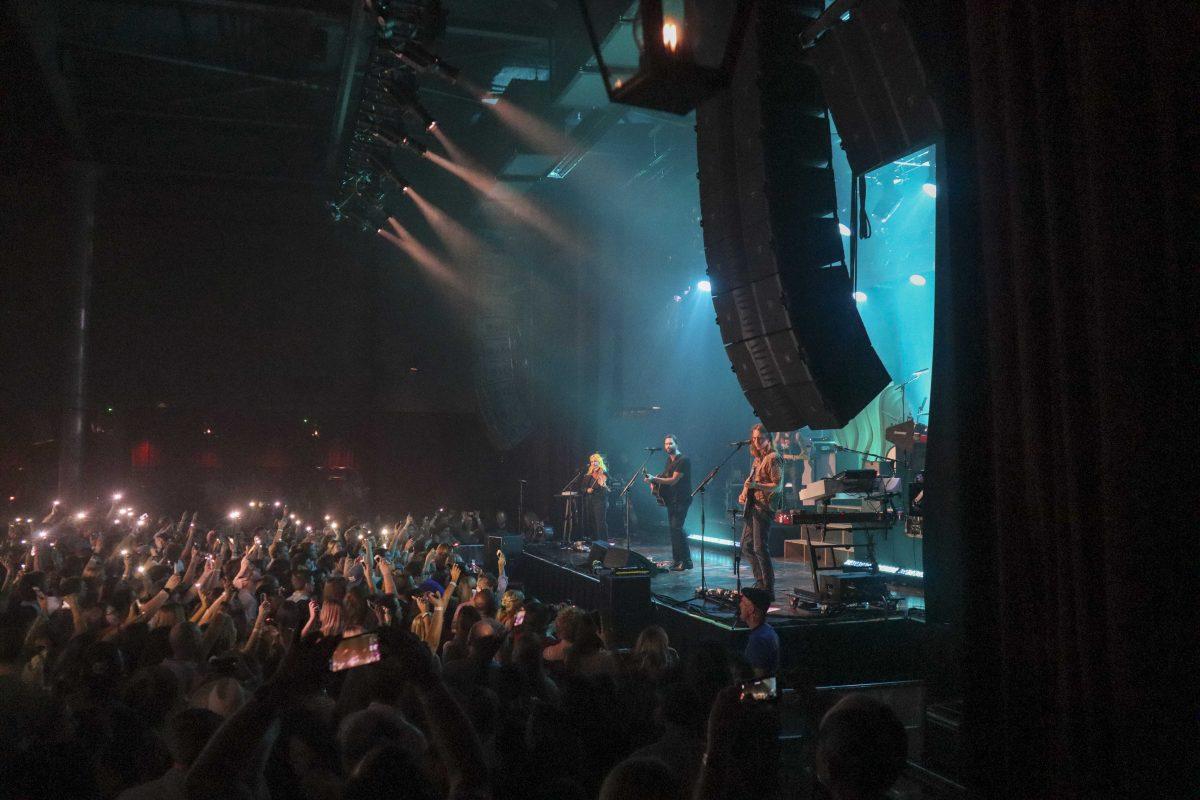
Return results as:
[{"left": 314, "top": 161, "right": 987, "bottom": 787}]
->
[{"left": 528, "top": 538, "right": 924, "bottom": 621}]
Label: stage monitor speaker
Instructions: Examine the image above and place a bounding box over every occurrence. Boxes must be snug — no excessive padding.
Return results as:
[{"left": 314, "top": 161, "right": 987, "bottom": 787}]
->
[
  {"left": 697, "top": 2, "right": 890, "bottom": 431},
  {"left": 804, "top": 0, "right": 942, "bottom": 176},
  {"left": 587, "top": 541, "right": 657, "bottom": 572},
  {"left": 818, "top": 571, "right": 891, "bottom": 603},
  {"left": 486, "top": 535, "right": 523, "bottom": 576}
]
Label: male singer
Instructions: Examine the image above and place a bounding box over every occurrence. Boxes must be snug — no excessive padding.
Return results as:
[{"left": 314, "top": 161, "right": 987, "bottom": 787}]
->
[
  {"left": 738, "top": 423, "right": 781, "bottom": 596},
  {"left": 644, "top": 434, "right": 693, "bottom": 571}
]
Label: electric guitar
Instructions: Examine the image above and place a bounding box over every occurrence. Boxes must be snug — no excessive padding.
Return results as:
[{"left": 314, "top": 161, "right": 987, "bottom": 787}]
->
[
  {"left": 641, "top": 467, "right": 667, "bottom": 506},
  {"left": 739, "top": 458, "right": 784, "bottom": 514}
]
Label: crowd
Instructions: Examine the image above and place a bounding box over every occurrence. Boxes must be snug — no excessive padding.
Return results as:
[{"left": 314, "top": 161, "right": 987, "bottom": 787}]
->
[{"left": 0, "top": 499, "right": 908, "bottom": 800}]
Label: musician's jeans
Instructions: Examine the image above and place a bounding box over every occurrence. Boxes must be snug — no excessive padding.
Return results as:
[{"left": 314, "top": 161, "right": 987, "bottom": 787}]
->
[
  {"left": 741, "top": 511, "right": 775, "bottom": 592},
  {"left": 668, "top": 504, "right": 692, "bottom": 565}
]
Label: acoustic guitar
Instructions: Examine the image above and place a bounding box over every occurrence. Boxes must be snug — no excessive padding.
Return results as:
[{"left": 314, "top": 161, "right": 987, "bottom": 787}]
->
[{"left": 641, "top": 467, "right": 667, "bottom": 506}]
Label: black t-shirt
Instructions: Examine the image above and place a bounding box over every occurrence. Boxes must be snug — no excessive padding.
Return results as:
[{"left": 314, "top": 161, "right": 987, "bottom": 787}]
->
[{"left": 658, "top": 454, "right": 692, "bottom": 507}]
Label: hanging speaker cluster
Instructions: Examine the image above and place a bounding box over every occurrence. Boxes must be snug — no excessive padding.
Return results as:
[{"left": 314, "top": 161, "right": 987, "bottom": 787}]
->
[{"left": 696, "top": 0, "right": 889, "bottom": 431}]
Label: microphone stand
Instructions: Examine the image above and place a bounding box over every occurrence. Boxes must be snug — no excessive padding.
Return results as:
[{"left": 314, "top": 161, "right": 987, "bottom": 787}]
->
[
  {"left": 620, "top": 452, "right": 657, "bottom": 552},
  {"left": 691, "top": 442, "right": 747, "bottom": 601}
]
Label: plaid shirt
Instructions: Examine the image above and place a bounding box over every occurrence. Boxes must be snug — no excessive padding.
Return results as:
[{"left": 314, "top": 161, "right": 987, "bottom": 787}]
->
[{"left": 746, "top": 450, "right": 782, "bottom": 511}]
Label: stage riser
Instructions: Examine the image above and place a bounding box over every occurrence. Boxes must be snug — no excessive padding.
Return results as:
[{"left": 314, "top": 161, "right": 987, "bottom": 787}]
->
[{"left": 516, "top": 551, "right": 930, "bottom": 687}]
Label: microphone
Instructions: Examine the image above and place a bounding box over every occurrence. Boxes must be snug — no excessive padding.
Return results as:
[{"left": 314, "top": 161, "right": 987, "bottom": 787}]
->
[
  {"left": 730, "top": 439, "right": 751, "bottom": 447},
  {"left": 644, "top": 446, "right": 662, "bottom": 452}
]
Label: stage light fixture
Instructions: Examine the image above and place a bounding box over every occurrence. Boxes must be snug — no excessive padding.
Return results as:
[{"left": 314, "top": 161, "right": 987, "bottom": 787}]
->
[
  {"left": 388, "top": 40, "right": 461, "bottom": 83},
  {"left": 921, "top": 183, "right": 937, "bottom": 198},
  {"left": 853, "top": 291, "right": 868, "bottom": 303},
  {"left": 580, "top": 0, "right": 752, "bottom": 114},
  {"left": 838, "top": 222, "right": 852, "bottom": 237},
  {"left": 909, "top": 274, "right": 927, "bottom": 286},
  {"left": 364, "top": 80, "right": 438, "bottom": 133},
  {"left": 399, "top": 135, "right": 427, "bottom": 156},
  {"left": 366, "top": 154, "right": 409, "bottom": 192},
  {"left": 697, "top": 280, "right": 712, "bottom": 292}
]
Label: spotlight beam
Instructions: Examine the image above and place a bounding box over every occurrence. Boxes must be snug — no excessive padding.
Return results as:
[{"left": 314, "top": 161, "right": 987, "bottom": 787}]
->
[
  {"left": 425, "top": 148, "right": 576, "bottom": 254},
  {"left": 382, "top": 218, "right": 468, "bottom": 294},
  {"left": 406, "top": 188, "right": 485, "bottom": 261}
]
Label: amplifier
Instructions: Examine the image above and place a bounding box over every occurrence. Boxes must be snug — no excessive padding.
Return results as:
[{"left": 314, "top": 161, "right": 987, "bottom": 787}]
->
[{"left": 816, "top": 571, "right": 891, "bottom": 603}]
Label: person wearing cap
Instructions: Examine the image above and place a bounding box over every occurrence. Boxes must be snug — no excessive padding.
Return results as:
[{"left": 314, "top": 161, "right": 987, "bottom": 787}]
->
[{"left": 739, "top": 587, "right": 779, "bottom": 679}]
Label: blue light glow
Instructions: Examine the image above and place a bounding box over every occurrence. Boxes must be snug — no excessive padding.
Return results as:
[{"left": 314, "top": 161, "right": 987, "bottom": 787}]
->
[
  {"left": 909, "top": 274, "right": 927, "bottom": 286},
  {"left": 852, "top": 291, "right": 868, "bottom": 303},
  {"left": 697, "top": 280, "right": 712, "bottom": 292},
  {"left": 687, "top": 534, "right": 738, "bottom": 547},
  {"left": 921, "top": 183, "right": 937, "bottom": 198},
  {"left": 838, "top": 222, "right": 852, "bottom": 237}
]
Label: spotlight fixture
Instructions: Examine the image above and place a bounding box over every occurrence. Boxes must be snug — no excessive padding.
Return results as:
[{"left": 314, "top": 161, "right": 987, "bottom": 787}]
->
[
  {"left": 364, "top": 79, "right": 437, "bottom": 133},
  {"left": 697, "top": 280, "right": 712, "bottom": 292},
  {"left": 366, "top": 154, "right": 409, "bottom": 192},
  {"left": 342, "top": 208, "right": 385, "bottom": 235},
  {"left": 909, "top": 274, "right": 927, "bottom": 286},
  {"left": 580, "top": 0, "right": 753, "bottom": 114},
  {"left": 389, "top": 40, "right": 461, "bottom": 83},
  {"left": 399, "top": 135, "right": 427, "bottom": 156}
]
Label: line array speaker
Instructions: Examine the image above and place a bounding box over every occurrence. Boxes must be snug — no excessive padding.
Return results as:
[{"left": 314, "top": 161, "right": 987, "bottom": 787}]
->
[
  {"left": 804, "top": 0, "right": 942, "bottom": 176},
  {"left": 696, "top": 1, "right": 889, "bottom": 431}
]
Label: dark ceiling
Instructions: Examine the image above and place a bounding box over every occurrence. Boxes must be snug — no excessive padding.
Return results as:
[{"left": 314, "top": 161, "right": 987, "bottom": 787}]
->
[{"left": 1, "top": 0, "right": 640, "bottom": 188}]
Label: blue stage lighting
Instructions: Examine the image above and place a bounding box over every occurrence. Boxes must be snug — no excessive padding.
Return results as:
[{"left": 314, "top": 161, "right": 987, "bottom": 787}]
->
[
  {"left": 853, "top": 290, "right": 868, "bottom": 303},
  {"left": 697, "top": 280, "right": 712, "bottom": 292},
  {"left": 838, "top": 222, "right": 852, "bottom": 236},
  {"left": 921, "top": 183, "right": 937, "bottom": 198},
  {"left": 909, "top": 274, "right": 927, "bottom": 286}
]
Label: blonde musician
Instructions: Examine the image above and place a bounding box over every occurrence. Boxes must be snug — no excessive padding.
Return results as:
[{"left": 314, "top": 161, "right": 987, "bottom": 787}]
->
[
  {"left": 582, "top": 452, "right": 610, "bottom": 538},
  {"left": 739, "top": 423, "right": 782, "bottom": 596}
]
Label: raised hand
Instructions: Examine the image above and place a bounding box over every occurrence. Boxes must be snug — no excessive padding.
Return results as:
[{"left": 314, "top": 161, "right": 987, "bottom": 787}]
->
[{"left": 254, "top": 602, "right": 270, "bottom": 630}]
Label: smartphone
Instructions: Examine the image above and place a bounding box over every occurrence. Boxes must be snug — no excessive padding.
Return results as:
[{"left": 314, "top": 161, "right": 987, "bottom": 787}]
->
[
  {"left": 739, "top": 677, "right": 778, "bottom": 702},
  {"left": 330, "top": 632, "right": 381, "bottom": 672}
]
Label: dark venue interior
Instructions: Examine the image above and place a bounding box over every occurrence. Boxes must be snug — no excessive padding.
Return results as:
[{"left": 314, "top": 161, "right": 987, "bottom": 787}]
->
[{"left": 0, "top": 1, "right": 1194, "bottom": 799}]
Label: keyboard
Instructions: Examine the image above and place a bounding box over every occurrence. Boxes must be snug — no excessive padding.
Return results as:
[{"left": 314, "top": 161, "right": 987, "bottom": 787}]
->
[
  {"left": 779, "top": 509, "right": 897, "bottom": 526},
  {"left": 798, "top": 474, "right": 900, "bottom": 503}
]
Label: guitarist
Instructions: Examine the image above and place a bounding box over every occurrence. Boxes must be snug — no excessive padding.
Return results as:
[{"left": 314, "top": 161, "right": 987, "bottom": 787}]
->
[
  {"left": 739, "top": 423, "right": 781, "bottom": 596},
  {"left": 644, "top": 434, "right": 693, "bottom": 571}
]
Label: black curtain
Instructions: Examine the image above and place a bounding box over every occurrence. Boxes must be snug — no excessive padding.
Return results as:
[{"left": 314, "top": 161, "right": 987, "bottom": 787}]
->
[{"left": 922, "top": 3, "right": 1197, "bottom": 797}]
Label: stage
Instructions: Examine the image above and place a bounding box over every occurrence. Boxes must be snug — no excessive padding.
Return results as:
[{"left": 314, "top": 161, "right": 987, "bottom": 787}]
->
[{"left": 509, "top": 539, "right": 936, "bottom": 687}]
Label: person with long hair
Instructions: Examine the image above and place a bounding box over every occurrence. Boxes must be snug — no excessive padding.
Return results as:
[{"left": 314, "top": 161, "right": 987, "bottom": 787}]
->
[
  {"left": 582, "top": 452, "right": 610, "bottom": 539},
  {"left": 738, "top": 423, "right": 781, "bottom": 595}
]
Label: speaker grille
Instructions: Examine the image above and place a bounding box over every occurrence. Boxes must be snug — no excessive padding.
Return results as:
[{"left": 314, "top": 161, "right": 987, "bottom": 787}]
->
[{"left": 697, "top": 1, "right": 889, "bottom": 430}]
